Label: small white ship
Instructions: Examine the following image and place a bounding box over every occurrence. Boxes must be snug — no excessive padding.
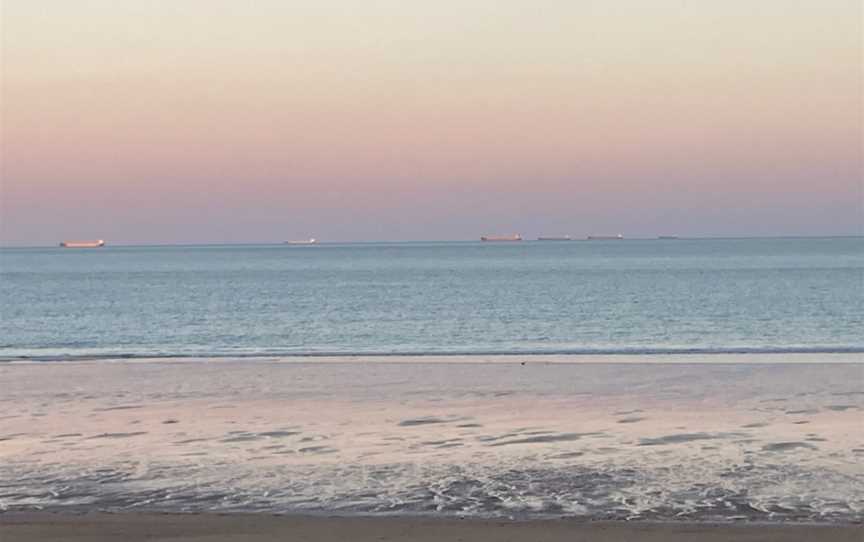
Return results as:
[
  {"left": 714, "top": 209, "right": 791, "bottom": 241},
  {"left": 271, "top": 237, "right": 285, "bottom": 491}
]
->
[
  {"left": 60, "top": 240, "right": 105, "bottom": 248},
  {"left": 284, "top": 238, "right": 318, "bottom": 245},
  {"left": 481, "top": 234, "right": 522, "bottom": 242},
  {"left": 587, "top": 234, "right": 624, "bottom": 240},
  {"left": 537, "top": 236, "right": 572, "bottom": 241}
]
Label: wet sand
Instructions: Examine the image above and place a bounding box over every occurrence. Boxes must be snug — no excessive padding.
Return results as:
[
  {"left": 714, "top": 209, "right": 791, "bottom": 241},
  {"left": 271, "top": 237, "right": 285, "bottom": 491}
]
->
[
  {"left": 2, "top": 360, "right": 862, "bottom": 521},
  {"left": 1, "top": 513, "right": 861, "bottom": 542}
]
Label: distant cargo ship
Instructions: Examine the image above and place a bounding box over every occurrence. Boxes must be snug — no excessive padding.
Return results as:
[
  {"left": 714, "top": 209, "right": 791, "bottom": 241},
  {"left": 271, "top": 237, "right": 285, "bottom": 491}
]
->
[
  {"left": 587, "top": 234, "right": 624, "bottom": 240},
  {"left": 284, "top": 238, "right": 318, "bottom": 245},
  {"left": 481, "top": 234, "right": 522, "bottom": 242},
  {"left": 60, "top": 240, "right": 105, "bottom": 248},
  {"left": 537, "top": 236, "right": 572, "bottom": 241},
  {"left": 658, "top": 235, "right": 679, "bottom": 240}
]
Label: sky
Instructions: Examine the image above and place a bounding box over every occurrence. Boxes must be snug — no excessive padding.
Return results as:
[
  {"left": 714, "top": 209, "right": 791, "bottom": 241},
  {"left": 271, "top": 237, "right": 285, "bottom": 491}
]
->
[{"left": 1, "top": 0, "right": 861, "bottom": 245}]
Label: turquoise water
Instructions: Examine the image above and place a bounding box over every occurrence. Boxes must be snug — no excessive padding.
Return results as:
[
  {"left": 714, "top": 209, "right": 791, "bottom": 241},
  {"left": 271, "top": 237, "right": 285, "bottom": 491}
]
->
[{"left": 1, "top": 237, "right": 862, "bottom": 360}]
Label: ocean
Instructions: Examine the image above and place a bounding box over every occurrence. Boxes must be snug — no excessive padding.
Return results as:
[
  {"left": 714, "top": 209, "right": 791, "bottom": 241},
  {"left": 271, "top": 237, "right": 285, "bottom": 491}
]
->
[
  {"left": 0, "top": 237, "right": 862, "bottom": 522},
  {"left": 1, "top": 237, "right": 862, "bottom": 360}
]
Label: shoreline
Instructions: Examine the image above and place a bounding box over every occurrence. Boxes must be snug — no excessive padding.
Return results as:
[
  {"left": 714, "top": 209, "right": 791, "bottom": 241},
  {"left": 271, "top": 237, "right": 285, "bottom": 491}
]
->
[
  {"left": 2, "top": 513, "right": 862, "bottom": 542},
  {"left": 3, "top": 351, "right": 864, "bottom": 365}
]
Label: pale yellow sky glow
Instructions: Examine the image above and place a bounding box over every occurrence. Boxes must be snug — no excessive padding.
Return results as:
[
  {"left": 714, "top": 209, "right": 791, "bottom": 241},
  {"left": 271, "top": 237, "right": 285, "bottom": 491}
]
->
[{"left": 1, "top": 1, "right": 861, "bottom": 244}]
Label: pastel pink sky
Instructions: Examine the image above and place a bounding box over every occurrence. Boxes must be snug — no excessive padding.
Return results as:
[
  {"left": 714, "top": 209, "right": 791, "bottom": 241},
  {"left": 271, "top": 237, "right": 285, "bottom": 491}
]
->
[{"left": 1, "top": 1, "right": 861, "bottom": 245}]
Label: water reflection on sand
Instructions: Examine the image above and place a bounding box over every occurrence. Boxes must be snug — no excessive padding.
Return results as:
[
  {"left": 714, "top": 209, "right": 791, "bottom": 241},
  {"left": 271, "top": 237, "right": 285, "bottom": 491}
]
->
[{"left": 0, "top": 356, "right": 862, "bottom": 521}]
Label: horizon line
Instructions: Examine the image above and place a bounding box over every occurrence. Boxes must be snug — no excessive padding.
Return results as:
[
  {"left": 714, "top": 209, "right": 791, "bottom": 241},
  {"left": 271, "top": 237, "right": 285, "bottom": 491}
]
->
[{"left": 2, "top": 234, "right": 863, "bottom": 250}]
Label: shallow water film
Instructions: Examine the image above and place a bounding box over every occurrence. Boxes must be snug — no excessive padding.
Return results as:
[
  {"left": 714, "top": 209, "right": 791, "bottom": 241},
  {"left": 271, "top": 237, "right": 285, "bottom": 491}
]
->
[{"left": 1, "top": 358, "right": 861, "bottom": 522}]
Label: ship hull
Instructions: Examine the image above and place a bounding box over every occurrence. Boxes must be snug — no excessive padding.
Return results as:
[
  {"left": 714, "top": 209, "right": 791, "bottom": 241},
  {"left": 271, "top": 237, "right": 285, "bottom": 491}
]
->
[
  {"left": 480, "top": 235, "right": 522, "bottom": 242},
  {"left": 284, "top": 239, "right": 318, "bottom": 245},
  {"left": 60, "top": 240, "right": 105, "bottom": 248}
]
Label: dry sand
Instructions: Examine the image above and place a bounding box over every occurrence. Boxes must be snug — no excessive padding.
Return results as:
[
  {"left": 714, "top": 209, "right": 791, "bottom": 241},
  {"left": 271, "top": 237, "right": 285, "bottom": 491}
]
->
[{"left": 0, "top": 513, "right": 861, "bottom": 542}]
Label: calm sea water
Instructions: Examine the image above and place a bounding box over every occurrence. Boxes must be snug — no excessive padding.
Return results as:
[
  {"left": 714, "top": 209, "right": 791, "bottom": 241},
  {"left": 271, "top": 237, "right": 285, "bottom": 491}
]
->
[{"left": 1, "top": 237, "right": 862, "bottom": 360}]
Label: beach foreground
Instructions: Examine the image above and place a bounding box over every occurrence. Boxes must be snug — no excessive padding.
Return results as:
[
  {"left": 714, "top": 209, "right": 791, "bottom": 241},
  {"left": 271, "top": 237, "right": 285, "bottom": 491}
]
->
[
  {"left": 1, "top": 513, "right": 861, "bottom": 542},
  {"left": 2, "top": 359, "right": 862, "bottom": 521}
]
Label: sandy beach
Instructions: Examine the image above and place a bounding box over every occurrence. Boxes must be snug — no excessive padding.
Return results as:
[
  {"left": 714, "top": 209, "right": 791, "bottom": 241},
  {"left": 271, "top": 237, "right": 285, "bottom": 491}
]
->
[
  {"left": 2, "top": 513, "right": 862, "bottom": 542},
  {"left": 2, "top": 360, "right": 862, "bottom": 522}
]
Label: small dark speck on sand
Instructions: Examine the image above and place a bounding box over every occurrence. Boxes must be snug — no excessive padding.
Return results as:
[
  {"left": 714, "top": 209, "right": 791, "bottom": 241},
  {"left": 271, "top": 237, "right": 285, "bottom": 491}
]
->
[
  {"left": 617, "top": 417, "right": 645, "bottom": 424},
  {"left": 95, "top": 405, "right": 144, "bottom": 412}
]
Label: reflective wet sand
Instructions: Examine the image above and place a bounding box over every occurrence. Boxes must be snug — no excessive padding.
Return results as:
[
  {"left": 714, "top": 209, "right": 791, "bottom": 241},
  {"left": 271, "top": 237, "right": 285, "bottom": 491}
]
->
[{"left": 1, "top": 356, "right": 862, "bottom": 521}]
